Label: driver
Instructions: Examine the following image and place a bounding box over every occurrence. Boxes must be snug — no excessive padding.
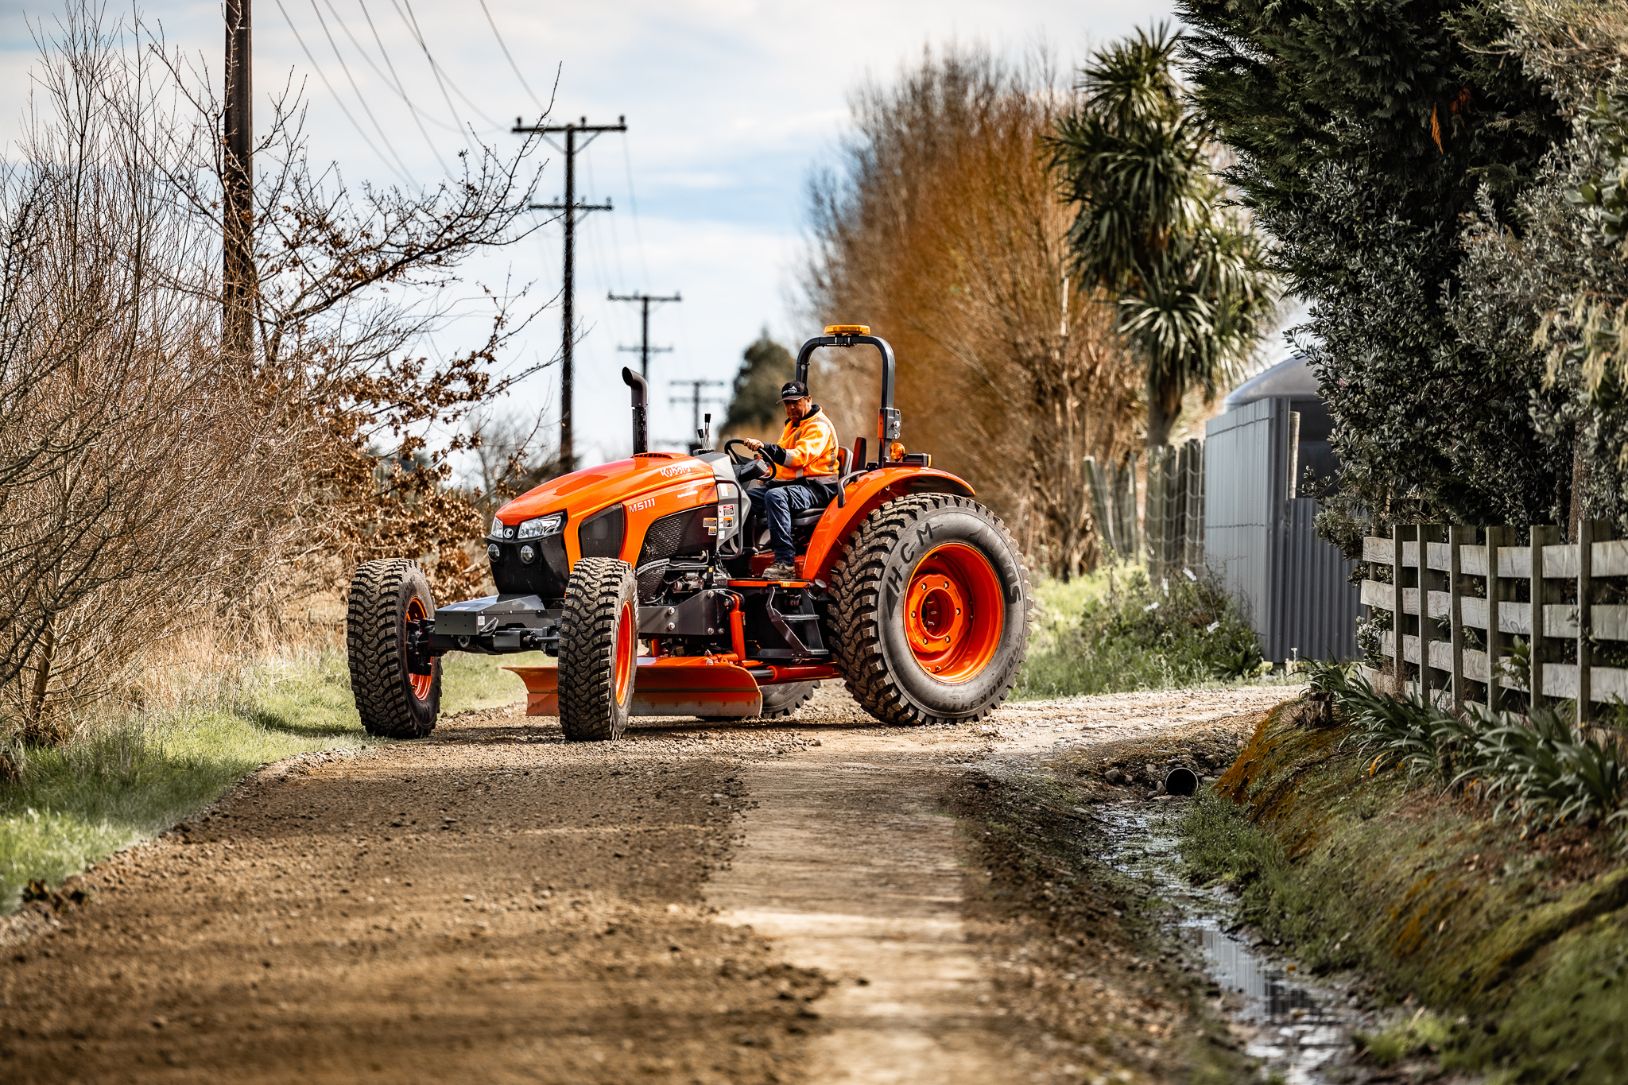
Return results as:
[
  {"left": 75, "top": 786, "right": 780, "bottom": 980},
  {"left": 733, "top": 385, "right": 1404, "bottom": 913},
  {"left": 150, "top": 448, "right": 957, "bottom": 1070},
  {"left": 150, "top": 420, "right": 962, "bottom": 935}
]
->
[{"left": 742, "top": 381, "right": 840, "bottom": 580}]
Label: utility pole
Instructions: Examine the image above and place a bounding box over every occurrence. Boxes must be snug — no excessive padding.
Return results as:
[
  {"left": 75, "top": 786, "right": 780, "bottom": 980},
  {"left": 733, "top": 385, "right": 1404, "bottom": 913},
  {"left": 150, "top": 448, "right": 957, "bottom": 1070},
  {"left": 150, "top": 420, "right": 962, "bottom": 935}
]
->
[
  {"left": 670, "top": 378, "right": 728, "bottom": 439},
  {"left": 222, "top": 0, "right": 254, "bottom": 366},
  {"left": 512, "top": 115, "right": 627, "bottom": 471},
  {"left": 608, "top": 290, "right": 681, "bottom": 379}
]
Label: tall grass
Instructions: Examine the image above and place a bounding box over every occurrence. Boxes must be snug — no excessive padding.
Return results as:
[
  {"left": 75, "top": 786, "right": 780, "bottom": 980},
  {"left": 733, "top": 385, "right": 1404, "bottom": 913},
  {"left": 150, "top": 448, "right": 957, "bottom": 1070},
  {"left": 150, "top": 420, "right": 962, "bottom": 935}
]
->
[
  {"left": 1322, "top": 664, "right": 1628, "bottom": 832},
  {"left": 1015, "top": 564, "right": 1266, "bottom": 699},
  {"left": 0, "top": 649, "right": 536, "bottom": 912}
]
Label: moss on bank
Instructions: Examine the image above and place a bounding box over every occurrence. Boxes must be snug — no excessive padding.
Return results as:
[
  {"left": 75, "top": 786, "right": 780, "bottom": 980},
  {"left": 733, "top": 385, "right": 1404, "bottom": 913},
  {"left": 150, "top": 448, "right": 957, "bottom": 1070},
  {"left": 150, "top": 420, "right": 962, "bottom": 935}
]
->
[{"left": 1182, "top": 702, "right": 1628, "bottom": 1083}]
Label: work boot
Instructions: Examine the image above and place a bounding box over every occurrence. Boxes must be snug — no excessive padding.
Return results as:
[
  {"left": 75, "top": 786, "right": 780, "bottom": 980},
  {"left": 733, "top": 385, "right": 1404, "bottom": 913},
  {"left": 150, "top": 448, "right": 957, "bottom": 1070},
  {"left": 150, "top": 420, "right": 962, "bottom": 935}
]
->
[{"left": 762, "top": 560, "right": 797, "bottom": 580}]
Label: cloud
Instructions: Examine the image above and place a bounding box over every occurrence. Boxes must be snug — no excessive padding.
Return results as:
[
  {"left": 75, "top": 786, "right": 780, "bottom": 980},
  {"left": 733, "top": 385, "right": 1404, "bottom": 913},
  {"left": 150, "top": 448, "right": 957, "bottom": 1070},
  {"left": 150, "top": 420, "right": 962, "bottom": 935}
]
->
[{"left": 0, "top": 0, "right": 1175, "bottom": 458}]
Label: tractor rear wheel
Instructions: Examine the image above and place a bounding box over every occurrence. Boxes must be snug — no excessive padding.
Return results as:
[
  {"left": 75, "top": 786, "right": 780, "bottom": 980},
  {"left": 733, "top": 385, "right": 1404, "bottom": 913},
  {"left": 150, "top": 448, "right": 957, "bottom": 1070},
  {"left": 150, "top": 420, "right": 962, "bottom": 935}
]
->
[
  {"left": 558, "top": 557, "right": 639, "bottom": 742},
  {"left": 830, "top": 494, "right": 1030, "bottom": 726},
  {"left": 346, "top": 559, "right": 441, "bottom": 739}
]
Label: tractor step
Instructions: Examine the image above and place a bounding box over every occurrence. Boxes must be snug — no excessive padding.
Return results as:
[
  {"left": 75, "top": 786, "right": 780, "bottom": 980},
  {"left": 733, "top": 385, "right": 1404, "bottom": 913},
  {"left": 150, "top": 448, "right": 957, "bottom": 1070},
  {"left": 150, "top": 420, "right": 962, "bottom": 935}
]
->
[
  {"left": 729, "top": 577, "right": 814, "bottom": 589},
  {"left": 506, "top": 656, "right": 764, "bottom": 719}
]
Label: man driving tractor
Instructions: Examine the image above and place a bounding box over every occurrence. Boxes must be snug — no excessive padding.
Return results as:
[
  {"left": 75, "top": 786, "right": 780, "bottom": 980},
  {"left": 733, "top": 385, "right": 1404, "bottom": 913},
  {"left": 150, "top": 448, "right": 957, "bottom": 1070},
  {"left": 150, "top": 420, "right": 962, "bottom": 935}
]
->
[{"left": 742, "top": 380, "right": 840, "bottom": 579}]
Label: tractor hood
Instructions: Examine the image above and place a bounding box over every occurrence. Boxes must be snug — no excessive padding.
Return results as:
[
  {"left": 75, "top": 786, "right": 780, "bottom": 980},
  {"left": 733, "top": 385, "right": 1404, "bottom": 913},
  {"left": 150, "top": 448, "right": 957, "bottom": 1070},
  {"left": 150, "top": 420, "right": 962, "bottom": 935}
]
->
[{"left": 493, "top": 452, "right": 714, "bottom": 525}]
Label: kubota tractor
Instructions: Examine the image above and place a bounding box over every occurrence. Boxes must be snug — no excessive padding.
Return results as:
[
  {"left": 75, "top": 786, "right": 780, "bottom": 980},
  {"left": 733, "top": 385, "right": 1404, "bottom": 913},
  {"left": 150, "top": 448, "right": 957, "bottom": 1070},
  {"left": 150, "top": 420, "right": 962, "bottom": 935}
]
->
[{"left": 345, "top": 326, "right": 1031, "bottom": 741}]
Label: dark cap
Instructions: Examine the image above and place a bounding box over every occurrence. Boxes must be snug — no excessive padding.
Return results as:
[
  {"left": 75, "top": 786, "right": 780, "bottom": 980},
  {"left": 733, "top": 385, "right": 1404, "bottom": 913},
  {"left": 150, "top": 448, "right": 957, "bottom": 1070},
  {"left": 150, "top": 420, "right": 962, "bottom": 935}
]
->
[{"left": 779, "top": 380, "right": 809, "bottom": 401}]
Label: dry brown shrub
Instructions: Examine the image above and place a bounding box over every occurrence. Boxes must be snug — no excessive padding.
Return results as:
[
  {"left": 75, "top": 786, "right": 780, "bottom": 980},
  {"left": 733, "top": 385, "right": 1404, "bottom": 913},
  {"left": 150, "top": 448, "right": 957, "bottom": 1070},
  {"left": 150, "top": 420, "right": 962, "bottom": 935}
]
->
[
  {"left": 0, "top": 4, "right": 548, "bottom": 741},
  {"left": 803, "top": 48, "right": 1141, "bottom": 577},
  {"left": 0, "top": 11, "right": 299, "bottom": 739}
]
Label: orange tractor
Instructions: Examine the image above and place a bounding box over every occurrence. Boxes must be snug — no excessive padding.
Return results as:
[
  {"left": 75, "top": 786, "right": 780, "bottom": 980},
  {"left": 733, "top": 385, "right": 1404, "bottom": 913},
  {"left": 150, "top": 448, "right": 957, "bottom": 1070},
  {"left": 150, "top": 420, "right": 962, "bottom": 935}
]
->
[{"left": 346, "top": 326, "right": 1031, "bottom": 741}]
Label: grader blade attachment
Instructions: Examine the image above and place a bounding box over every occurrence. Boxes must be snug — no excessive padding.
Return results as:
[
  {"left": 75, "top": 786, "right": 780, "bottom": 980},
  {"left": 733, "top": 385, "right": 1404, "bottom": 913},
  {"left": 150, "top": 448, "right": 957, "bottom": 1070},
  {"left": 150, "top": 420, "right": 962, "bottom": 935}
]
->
[{"left": 506, "top": 657, "right": 764, "bottom": 719}]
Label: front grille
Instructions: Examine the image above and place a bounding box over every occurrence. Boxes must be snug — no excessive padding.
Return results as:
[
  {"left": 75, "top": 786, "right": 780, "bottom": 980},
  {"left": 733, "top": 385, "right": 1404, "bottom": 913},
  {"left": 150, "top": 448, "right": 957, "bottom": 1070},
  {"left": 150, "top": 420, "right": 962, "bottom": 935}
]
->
[{"left": 490, "top": 534, "right": 569, "bottom": 601}]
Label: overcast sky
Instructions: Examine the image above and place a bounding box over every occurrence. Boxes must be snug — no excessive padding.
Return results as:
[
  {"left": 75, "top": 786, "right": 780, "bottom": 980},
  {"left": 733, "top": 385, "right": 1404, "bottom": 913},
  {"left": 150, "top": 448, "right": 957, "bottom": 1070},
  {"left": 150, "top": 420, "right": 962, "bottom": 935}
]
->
[{"left": 0, "top": 0, "right": 1176, "bottom": 465}]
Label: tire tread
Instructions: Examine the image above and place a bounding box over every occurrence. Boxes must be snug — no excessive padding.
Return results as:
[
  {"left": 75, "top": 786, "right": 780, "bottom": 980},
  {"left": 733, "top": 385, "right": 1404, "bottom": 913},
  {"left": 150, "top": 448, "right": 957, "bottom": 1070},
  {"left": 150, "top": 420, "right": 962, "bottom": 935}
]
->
[{"left": 829, "top": 494, "right": 1030, "bottom": 726}]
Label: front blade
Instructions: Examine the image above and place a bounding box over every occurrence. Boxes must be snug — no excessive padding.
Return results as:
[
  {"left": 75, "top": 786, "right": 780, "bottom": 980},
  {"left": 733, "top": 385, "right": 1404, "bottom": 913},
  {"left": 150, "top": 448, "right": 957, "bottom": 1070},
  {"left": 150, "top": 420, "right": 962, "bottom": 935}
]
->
[{"left": 505, "top": 657, "right": 764, "bottom": 718}]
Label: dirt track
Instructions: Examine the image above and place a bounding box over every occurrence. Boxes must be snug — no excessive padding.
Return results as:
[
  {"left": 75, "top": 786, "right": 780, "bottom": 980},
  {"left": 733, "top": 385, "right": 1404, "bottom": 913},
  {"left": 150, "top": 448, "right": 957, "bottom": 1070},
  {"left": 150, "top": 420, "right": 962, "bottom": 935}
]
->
[{"left": 0, "top": 683, "right": 1291, "bottom": 1083}]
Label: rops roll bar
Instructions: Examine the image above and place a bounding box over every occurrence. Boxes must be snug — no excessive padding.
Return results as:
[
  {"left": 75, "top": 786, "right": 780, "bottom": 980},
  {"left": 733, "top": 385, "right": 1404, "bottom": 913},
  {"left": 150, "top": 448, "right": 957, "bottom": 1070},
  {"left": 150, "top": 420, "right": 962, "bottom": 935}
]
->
[{"left": 793, "top": 325, "right": 901, "bottom": 460}]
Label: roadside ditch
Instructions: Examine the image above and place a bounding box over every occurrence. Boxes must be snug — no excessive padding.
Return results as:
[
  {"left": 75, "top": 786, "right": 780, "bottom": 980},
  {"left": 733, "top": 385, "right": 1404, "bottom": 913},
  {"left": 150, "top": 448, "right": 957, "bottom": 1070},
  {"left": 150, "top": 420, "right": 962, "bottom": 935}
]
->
[
  {"left": 955, "top": 707, "right": 1390, "bottom": 1085},
  {"left": 960, "top": 693, "right": 1628, "bottom": 1085}
]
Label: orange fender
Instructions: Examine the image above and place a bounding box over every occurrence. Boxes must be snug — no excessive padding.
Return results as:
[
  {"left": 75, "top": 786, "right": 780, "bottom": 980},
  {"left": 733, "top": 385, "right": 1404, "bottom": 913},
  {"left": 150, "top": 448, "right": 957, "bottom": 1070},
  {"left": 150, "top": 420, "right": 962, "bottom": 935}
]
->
[{"left": 800, "top": 466, "right": 974, "bottom": 583}]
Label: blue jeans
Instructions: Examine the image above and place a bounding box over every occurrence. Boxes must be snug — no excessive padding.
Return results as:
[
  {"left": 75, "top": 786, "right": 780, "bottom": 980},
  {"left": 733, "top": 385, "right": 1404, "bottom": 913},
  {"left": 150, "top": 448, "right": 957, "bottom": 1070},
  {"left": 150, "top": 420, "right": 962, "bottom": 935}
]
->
[{"left": 748, "top": 483, "right": 823, "bottom": 563}]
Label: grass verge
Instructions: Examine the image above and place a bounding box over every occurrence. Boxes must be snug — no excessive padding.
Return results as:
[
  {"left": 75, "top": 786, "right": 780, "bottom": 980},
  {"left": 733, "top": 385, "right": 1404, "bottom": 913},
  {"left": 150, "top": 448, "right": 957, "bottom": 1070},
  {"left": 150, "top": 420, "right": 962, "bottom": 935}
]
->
[
  {"left": 1015, "top": 564, "right": 1268, "bottom": 700},
  {"left": 1181, "top": 700, "right": 1628, "bottom": 1083},
  {"left": 0, "top": 650, "right": 537, "bottom": 914}
]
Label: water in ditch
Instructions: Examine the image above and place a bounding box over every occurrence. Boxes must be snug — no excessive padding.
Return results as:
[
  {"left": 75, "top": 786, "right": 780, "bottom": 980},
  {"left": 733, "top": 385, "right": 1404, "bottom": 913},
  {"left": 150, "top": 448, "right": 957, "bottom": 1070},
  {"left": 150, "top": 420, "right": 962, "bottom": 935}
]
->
[{"left": 1101, "top": 801, "right": 1370, "bottom": 1085}]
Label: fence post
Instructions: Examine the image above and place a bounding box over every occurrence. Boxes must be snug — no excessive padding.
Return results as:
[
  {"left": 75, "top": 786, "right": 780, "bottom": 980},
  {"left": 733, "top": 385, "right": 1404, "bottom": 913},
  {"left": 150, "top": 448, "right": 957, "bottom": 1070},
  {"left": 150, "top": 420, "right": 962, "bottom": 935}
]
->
[
  {"left": 1159, "top": 443, "right": 1172, "bottom": 570},
  {"left": 1147, "top": 451, "right": 1160, "bottom": 573},
  {"left": 1122, "top": 454, "right": 1141, "bottom": 560},
  {"left": 1419, "top": 524, "right": 1445, "bottom": 708},
  {"left": 1191, "top": 441, "right": 1206, "bottom": 568},
  {"left": 1085, "top": 457, "right": 1113, "bottom": 556},
  {"left": 1530, "top": 525, "right": 1558, "bottom": 710},
  {"left": 1577, "top": 519, "right": 1596, "bottom": 725},
  {"left": 1486, "top": 525, "right": 1508, "bottom": 713},
  {"left": 1448, "top": 524, "right": 1465, "bottom": 714},
  {"left": 1178, "top": 439, "right": 1191, "bottom": 570},
  {"left": 1392, "top": 522, "right": 1407, "bottom": 697}
]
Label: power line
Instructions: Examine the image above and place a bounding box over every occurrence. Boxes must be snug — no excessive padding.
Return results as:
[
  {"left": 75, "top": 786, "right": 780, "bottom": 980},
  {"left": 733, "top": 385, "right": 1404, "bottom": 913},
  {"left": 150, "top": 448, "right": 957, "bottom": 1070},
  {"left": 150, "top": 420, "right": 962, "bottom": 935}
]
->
[
  {"left": 387, "top": 0, "right": 472, "bottom": 135},
  {"left": 477, "top": 0, "right": 550, "bottom": 115},
  {"left": 327, "top": 0, "right": 453, "bottom": 171},
  {"left": 395, "top": 0, "right": 507, "bottom": 130},
  {"left": 273, "top": 0, "right": 415, "bottom": 186},
  {"left": 353, "top": 0, "right": 469, "bottom": 138},
  {"left": 306, "top": 0, "right": 418, "bottom": 183},
  {"left": 620, "top": 136, "right": 651, "bottom": 284}
]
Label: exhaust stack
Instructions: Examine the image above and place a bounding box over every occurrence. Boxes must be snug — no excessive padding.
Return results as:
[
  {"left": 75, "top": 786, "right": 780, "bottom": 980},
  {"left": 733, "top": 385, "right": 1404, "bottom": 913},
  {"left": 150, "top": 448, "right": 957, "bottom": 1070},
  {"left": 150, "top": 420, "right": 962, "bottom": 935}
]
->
[{"left": 621, "top": 367, "right": 648, "bottom": 455}]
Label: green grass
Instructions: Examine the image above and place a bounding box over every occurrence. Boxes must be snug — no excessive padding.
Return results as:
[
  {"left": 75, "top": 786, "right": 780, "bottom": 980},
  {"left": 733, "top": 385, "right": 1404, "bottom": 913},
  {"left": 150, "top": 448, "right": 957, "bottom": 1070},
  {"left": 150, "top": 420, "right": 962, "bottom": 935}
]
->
[
  {"left": 0, "top": 650, "right": 536, "bottom": 913},
  {"left": 1181, "top": 702, "right": 1628, "bottom": 1083},
  {"left": 1014, "top": 564, "right": 1269, "bottom": 700}
]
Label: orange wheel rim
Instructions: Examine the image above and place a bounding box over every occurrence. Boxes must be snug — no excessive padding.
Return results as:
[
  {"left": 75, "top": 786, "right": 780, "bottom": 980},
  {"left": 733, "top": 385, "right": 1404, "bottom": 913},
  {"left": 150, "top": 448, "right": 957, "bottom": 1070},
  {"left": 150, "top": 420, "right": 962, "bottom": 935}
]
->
[
  {"left": 902, "top": 542, "right": 1003, "bottom": 682},
  {"left": 405, "top": 597, "right": 434, "bottom": 702},
  {"left": 613, "top": 601, "right": 636, "bottom": 704}
]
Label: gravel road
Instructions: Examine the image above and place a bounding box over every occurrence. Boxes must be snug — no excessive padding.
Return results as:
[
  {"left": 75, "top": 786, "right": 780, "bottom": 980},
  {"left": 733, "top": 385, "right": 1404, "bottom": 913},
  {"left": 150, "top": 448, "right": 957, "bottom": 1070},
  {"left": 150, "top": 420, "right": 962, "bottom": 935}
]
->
[{"left": 0, "top": 681, "right": 1293, "bottom": 1083}]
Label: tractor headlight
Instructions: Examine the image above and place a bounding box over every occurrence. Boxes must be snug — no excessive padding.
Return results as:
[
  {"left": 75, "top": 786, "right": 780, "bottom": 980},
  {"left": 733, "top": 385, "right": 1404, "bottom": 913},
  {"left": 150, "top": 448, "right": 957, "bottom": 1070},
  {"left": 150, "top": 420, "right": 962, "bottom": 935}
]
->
[{"left": 517, "top": 512, "right": 565, "bottom": 539}]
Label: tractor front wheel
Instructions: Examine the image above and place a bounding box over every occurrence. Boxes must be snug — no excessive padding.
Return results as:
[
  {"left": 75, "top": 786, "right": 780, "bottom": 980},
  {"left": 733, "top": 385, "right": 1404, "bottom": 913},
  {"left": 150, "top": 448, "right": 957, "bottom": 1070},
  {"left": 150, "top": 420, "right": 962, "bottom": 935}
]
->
[
  {"left": 558, "top": 558, "right": 640, "bottom": 742},
  {"left": 346, "top": 559, "right": 441, "bottom": 739},
  {"left": 830, "top": 494, "right": 1030, "bottom": 726}
]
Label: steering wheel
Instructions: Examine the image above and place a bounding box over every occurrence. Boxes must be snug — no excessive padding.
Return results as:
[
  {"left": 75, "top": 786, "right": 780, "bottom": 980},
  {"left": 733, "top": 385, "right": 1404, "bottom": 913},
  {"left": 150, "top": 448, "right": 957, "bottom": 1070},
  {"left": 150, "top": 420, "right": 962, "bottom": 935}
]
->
[{"left": 724, "top": 438, "right": 776, "bottom": 482}]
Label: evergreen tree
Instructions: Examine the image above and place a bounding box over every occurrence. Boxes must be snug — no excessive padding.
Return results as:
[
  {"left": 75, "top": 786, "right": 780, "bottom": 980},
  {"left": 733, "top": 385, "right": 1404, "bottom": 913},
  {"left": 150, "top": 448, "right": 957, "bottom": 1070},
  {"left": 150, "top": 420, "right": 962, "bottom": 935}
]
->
[
  {"left": 723, "top": 330, "right": 793, "bottom": 435},
  {"left": 1179, "top": 0, "right": 1566, "bottom": 528}
]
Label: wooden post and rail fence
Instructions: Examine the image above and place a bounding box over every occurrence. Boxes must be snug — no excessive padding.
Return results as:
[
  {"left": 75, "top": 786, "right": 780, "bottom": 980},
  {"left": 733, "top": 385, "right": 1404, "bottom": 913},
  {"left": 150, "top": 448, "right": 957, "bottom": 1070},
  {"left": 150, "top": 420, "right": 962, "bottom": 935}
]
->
[{"left": 1359, "top": 523, "right": 1628, "bottom": 723}]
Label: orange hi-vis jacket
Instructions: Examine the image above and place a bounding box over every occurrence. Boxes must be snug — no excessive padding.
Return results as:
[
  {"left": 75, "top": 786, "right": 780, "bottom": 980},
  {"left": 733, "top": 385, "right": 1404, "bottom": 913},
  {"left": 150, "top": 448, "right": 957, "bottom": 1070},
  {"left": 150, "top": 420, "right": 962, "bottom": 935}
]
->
[{"left": 771, "top": 404, "right": 840, "bottom": 481}]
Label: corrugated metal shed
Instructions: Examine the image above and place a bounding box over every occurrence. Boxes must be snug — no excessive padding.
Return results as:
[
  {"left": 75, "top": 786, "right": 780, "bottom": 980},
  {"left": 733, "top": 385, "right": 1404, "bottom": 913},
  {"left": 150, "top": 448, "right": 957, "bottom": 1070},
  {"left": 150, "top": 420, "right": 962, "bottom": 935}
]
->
[{"left": 1203, "top": 396, "right": 1357, "bottom": 662}]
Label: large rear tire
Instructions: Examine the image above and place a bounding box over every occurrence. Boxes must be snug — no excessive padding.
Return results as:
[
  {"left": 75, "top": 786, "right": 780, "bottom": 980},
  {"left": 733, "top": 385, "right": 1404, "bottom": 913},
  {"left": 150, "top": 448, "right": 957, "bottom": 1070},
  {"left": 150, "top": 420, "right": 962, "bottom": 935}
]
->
[
  {"left": 830, "top": 494, "right": 1030, "bottom": 726},
  {"left": 347, "top": 559, "right": 441, "bottom": 739},
  {"left": 558, "top": 558, "right": 639, "bottom": 742}
]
